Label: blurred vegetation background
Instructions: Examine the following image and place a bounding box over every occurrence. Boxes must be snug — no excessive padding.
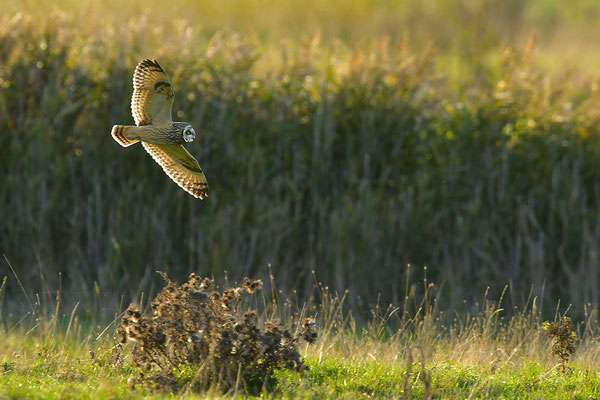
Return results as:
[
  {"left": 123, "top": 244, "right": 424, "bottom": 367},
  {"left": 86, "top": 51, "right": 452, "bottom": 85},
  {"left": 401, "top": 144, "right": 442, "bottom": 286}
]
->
[{"left": 3, "top": 0, "right": 600, "bottom": 317}]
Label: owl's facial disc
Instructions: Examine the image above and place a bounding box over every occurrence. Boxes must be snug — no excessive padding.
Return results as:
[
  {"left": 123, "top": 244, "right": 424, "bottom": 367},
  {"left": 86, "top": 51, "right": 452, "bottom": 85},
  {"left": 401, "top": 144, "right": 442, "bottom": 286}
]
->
[{"left": 183, "top": 126, "right": 195, "bottom": 143}]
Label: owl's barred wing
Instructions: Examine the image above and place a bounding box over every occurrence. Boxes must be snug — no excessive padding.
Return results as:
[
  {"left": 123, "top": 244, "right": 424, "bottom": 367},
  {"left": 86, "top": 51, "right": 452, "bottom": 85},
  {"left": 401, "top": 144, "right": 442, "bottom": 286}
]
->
[
  {"left": 131, "top": 59, "right": 174, "bottom": 126},
  {"left": 142, "top": 143, "right": 209, "bottom": 199}
]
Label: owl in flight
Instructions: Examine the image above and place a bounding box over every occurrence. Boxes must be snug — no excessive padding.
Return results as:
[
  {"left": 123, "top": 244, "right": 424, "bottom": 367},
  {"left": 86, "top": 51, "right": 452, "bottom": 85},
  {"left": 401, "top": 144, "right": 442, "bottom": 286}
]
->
[{"left": 111, "top": 59, "right": 209, "bottom": 199}]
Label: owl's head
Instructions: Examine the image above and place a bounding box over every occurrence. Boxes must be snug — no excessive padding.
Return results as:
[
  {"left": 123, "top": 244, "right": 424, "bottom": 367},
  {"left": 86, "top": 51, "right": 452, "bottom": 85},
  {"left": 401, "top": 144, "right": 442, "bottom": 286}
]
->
[{"left": 183, "top": 125, "right": 195, "bottom": 143}]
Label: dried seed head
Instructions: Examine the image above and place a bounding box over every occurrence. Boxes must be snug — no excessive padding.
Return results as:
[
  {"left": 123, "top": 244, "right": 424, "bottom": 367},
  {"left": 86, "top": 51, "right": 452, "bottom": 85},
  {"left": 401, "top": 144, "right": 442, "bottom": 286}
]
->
[
  {"left": 301, "top": 318, "right": 318, "bottom": 344},
  {"left": 199, "top": 277, "right": 212, "bottom": 290},
  {"left": 242, "top": 278, "right": 263, "bottom": 293},
  {"left": 188, "top": 289, "right": 209, "bottom": 301}
]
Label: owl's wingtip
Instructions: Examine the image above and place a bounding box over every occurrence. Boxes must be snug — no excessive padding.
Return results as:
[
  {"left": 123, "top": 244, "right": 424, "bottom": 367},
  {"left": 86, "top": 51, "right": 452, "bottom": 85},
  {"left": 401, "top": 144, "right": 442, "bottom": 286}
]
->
[
  {"left": 136, "top": 58, "right": 164, "bottom": 73},
  {"left": 186, "top": 186, "right": 209, "bottom": 199}
]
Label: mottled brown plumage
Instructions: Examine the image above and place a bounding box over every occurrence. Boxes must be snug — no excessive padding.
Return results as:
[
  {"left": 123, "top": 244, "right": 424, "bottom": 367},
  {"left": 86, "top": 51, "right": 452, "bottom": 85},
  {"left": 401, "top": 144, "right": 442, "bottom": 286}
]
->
[
  {"left": 131, "top": 59, "right": 173, "bottom": 126},
  {"left": 111, "top": 59, "right": 209, "bottom": 199}
]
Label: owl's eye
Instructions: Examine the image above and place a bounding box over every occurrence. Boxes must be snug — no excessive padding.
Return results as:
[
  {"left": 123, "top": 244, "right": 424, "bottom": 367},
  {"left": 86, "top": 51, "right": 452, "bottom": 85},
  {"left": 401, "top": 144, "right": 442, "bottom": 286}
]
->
[{"left": 182, "top": 126, "right": 195, "bottom": 143}]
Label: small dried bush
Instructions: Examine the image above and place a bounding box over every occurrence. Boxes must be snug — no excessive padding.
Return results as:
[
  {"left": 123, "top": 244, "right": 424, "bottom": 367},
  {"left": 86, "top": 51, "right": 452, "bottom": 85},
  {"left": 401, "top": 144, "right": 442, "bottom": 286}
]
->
[
  {"left": 116, "top": 272, "right": 317, "bottom": 393},
  {"left": 542, "top": 316, "right": 576, "bottom": 373}
]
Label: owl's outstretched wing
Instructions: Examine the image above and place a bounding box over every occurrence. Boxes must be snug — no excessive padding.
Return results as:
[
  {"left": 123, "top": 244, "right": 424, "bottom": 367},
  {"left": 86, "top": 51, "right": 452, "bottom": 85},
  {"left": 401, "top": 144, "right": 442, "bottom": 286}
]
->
[
  {"left": 142, "top": 143, "right": 209, "bottom": 199},
  {"left": 131, "top": 59, "right": 174, "bottom": 126}
]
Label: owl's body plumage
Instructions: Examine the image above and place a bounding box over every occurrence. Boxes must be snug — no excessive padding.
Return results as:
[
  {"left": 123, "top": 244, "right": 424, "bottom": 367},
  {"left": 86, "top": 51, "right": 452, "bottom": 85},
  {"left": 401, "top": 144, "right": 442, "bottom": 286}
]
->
[{"left": 111, "top": 59, "right": 209, "bottom": 199}]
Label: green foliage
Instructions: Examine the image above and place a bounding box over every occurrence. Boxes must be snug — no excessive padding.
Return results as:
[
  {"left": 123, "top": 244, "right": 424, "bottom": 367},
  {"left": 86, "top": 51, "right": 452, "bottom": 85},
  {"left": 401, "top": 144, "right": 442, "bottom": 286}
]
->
[{"left": 3, "top": 1, "right": 600, "bottom": 316}]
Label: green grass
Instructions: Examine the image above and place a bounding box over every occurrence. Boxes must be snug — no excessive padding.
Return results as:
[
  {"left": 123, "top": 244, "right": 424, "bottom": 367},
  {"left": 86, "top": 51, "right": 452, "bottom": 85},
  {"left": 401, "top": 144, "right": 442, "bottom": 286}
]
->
[
  {"left": 2, "top": 297, "right": 600, "bottom": 399},
  {"left": 3, "top": 354, "right": 597, "bottom": 399},
  {"left": 1, "top": 273, "right": 599, "bottom": 399},
  {"left": 292, "top": 357, "right": 600, "bottom": 398}
]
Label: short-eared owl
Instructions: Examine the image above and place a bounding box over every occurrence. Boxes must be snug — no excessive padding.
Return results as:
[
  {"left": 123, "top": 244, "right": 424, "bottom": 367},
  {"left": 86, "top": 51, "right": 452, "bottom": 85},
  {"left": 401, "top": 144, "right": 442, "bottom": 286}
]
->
[{"left": 111, "top": 59, "right": 209, "bottom": 199}]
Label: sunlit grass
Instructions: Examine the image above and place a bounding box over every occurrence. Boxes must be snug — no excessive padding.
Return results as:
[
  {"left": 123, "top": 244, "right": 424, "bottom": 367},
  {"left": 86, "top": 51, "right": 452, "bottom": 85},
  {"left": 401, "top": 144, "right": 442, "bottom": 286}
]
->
[{"left": 2, "top": 276, "right": 600, "bottom": 398}]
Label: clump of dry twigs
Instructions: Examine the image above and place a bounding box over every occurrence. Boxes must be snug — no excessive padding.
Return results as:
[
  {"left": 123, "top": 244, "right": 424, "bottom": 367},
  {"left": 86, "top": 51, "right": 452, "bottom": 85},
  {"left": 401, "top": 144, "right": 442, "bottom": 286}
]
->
[
  {"left": 542, "top": 315, "right": 576, "bottom": 373},
  {"left": 116, "top": 272, "right": 317, "bottom": 393}
]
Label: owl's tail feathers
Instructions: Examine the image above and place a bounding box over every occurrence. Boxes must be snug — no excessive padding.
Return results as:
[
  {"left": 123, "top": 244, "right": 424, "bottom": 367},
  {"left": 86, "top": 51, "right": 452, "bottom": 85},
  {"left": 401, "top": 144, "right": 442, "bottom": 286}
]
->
[{"left": 111, "top": 125, "right": 140, "bottom": 147}]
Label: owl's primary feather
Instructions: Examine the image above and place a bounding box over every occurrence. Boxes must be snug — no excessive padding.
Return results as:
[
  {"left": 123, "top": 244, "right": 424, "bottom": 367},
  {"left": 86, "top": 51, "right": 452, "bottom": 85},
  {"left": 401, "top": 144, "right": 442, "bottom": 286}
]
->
[
  {"left": 142, "top": 143, "right": 209, "bottom": 199},
  {"left": 131, "top": 59, "right": 174, "bottom": 126}
]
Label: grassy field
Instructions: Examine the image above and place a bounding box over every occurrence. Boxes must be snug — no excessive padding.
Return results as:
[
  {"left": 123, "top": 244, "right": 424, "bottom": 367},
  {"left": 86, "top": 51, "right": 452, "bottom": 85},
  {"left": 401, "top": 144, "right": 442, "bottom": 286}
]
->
[
  {"left": 4, "top": 0, "right": 600, "bottom": 397},
  {"left": 2, "top": 275, "right": 600, "bottom": 398}
]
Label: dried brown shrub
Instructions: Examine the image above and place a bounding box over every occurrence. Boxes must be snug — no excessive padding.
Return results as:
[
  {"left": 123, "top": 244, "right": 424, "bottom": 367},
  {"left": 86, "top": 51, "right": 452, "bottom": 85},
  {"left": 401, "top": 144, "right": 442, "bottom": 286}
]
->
[
  {"left": 117, "top": 272, "right": 317, "bottom": 393},
  {"left": 542, "top": 315, "right": 576, "bottom": 373}
]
